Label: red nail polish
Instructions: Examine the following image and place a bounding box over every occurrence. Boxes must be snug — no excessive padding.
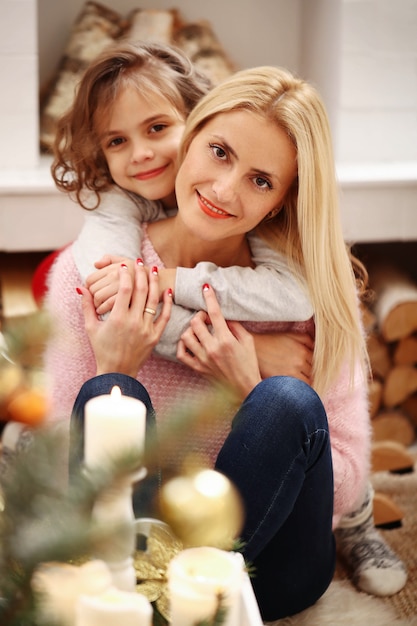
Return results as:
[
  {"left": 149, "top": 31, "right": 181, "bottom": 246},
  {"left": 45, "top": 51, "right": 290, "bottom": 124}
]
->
[
  {"left": 152, "top": 266, "right": 158, "bottom": 275},
  {"left": 202, "top": 283, "right": 210, "bottom": 291},
  {"left": 167, "top": 288, "right": 173, "bottom": 297},
  {"left": 76, "top": 287, "right": 83, "bottom": 295},
  {"left": 136, "top": 258, "right": 144, "bottom": 266},
  {"left": 121, "top": 263, "right": 128, "bottom": 269}
]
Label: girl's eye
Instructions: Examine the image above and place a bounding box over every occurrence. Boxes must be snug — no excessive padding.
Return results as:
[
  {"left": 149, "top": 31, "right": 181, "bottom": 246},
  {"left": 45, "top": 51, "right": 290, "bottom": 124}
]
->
[
  {"left": 150, "top": 123, "right": 167, "bottom": 133},
  {"left": 107, "top": 137, "right": 125, "bottom": 148},
  {"left": 253, "top": 176, "right": 273, "bottom": 190},
  {"left": 210, "top": 143, "right": 227, "bottom": 160}
]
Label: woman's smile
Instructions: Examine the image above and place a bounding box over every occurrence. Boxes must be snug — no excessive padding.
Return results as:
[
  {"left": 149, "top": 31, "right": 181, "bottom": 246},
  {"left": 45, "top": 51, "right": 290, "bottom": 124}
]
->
[{"left": 197, "top": 191, "right": 233, "bottom": 219}]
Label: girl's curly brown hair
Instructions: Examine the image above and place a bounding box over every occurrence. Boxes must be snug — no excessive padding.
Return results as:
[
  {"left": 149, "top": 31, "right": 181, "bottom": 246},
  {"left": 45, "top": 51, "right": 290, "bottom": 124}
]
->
[{"left": 51, "top": 41, "right": 211, "bottom": 209}]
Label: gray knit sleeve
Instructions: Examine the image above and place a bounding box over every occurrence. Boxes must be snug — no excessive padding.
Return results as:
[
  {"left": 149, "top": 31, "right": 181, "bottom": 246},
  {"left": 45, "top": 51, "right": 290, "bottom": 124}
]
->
[
  {"left": 72, "top": 186, "right": 166, "bottom": 283},
  {"left": 173, "top": 232, "right": 313, "bottom": 322}
]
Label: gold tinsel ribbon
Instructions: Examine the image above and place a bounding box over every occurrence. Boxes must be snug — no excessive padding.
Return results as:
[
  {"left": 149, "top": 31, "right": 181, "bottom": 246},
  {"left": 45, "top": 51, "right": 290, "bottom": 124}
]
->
[{"left": 133, "top": 521, "right": 183, "bottom": 621}]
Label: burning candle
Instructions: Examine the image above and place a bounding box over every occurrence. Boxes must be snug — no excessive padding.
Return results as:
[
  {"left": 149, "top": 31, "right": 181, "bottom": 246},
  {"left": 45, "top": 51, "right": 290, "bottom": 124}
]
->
[
  {"left": 168, "top": 547, "right": 244, "bottom": 626},
  {"left": 84, "top": 386, "right": 146, "bottom": 469},
  {"left": 76, "top": 587, "right": 152, "bottom": 626},
  {"left": 84, "top": 386, "right": 147, "bottom": 591}
]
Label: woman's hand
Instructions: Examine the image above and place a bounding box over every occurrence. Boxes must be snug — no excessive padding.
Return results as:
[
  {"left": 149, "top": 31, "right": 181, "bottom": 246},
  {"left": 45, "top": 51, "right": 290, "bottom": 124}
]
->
[
  {"left": 253, "top": 332, "right": 314, "bottom": 385},
  {"left": 177, "top": 284, "right": 262, "bottom": 400},
  {"left": 79, "top": 263, "right": 172, "bottom": 377}
]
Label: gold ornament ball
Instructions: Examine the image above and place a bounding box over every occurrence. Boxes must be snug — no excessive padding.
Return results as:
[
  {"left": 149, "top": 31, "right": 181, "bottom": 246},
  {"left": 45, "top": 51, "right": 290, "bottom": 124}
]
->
[{"left": 159, "top": 469, "right": 244, "bottom": 550}]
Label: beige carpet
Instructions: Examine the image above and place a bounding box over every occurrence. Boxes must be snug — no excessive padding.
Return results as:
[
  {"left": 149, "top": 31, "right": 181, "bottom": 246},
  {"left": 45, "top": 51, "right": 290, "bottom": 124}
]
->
[{"left": 269, "top": 454, "right": 417, "bottom": 625}]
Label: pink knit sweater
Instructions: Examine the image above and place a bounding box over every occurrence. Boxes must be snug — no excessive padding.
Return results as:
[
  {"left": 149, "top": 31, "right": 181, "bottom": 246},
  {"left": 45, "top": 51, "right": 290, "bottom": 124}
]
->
[{"left": 44, "top": 229, "right": 371, "bottom": 527}]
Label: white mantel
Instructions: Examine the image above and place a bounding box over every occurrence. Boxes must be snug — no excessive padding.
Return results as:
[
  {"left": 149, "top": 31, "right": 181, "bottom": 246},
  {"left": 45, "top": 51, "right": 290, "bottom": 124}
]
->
[{"left": 1, "top": 158, "right": 416, "bottom": 251}]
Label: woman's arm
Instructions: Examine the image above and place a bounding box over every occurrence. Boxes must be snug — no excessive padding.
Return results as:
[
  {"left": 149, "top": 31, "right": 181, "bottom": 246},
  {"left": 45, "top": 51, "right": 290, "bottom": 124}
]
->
[
  {"left": 322, "top": 360, "right": 371, "bottom": 526},
  {"left": 43, "top": 247, "right": 99, "bottom": 421},
  {"left": 253, "top": 331, "right": 313, "bottom": 384}
]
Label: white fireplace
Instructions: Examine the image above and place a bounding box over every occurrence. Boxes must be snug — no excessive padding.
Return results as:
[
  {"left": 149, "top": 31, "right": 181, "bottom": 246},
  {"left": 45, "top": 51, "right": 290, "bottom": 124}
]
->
[{"left": 0, "top": 0, "right": 416, "bottom": 251}]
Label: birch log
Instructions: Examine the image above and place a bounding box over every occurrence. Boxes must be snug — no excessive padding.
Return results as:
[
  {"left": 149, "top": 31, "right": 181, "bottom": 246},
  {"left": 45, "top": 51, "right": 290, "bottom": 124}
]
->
[{"left": 371, "top": 267, "right": 417, "bottom": 342}]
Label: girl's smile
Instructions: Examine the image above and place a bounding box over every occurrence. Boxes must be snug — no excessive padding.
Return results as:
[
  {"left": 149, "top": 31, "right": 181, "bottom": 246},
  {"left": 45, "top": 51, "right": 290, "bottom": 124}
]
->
[{"left": 133, "top": 165, "right": 169, "bottom": 181}]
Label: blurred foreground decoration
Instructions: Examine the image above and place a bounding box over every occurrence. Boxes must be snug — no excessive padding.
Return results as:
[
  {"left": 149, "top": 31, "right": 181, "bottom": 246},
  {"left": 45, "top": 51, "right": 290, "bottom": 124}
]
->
[
  {"left": 0, "top": 312, "right": 51, "bottom": 427},
  {"left": 0, "top": 312, "right": 246, "bottom": 625}
]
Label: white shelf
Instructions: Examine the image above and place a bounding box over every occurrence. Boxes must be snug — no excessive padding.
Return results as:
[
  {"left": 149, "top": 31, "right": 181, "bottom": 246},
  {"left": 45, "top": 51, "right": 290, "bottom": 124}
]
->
[
  {"left": 0, "top": 156, "right": 84, "bottom": 252},
  {"left": 1, "top": 158, "right": 416, "bottom": 251},
  {"left": 336, "top": 162, "right": 417, "bottom": 243},
  {"left": 337, "top": 161, "right": 417, "bottom": 187},
  {"left": 0, "top": 156, "right": 58, "bottom": 193}
]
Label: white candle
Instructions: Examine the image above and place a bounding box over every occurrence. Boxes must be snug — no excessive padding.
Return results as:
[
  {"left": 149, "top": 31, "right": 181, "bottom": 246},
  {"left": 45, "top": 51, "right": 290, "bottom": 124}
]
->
[
  {"left": 168, "top": 547, "right": 244, "bottom": 626},
  {"left": 84, "top": 386, "right": 146, "bottom": 469},
  {"left": 32, "top": 560, "right": 112, "bottom": 626},
  {"left": 76, "top": 586, "right": 152, "bottom": 626},
  {"left": 84, "top": 386, "right": 147, "bottom": 591}
]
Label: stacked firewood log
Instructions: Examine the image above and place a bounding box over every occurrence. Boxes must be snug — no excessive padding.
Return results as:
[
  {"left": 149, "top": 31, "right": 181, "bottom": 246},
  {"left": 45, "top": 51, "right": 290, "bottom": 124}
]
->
[
  {"left": 39, "top": 2, "right": 236, "bottom": 151},
  {"left": 365, "top": 265, "right": 417, "bottom": 491}
]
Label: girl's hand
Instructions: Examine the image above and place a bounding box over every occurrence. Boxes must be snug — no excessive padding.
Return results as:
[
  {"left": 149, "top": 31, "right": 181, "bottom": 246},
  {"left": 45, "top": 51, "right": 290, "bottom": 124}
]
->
[
  {"left": 253, "top": 332, "right": 314, "bottom": 385},
  {"left": 79, "top": 263, "right": 172, "bottom": 377},
  {"left": 86, "top": 255, "right": 135, "bottom": 315},
  {"left": 177, "top": 284, "right": 262, "bottom": 400}
]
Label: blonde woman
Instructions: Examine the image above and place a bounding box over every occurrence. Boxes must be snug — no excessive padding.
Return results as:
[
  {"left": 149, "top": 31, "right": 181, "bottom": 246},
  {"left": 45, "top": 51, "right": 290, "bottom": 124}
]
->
[{"left": 69, "top": 66, "right": 405, "bottom": 619}]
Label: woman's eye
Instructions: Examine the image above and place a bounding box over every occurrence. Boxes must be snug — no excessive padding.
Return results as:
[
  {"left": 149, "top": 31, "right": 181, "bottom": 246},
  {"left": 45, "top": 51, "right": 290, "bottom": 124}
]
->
[
  {"left": 210, "top": 144, "right": 227, "bottom": 159},
  {"left": 253, "top": 176, "right": 272, "bottom": 190}
]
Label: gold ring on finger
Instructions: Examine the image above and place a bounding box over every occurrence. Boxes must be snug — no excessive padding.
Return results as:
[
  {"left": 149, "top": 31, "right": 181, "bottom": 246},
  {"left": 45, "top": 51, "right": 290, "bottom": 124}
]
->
[{"left": 144, "top": 307, "right": 157, "bottom": 316}]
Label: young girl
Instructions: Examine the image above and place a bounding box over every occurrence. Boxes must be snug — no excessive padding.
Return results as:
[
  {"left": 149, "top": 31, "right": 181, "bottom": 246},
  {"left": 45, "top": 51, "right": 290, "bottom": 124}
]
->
[
  {"left": 71, "top": 63, "right": 403, "bottom": 619},
  {"left": 46, "top": 43, "right": 405, "bottom": 600}
]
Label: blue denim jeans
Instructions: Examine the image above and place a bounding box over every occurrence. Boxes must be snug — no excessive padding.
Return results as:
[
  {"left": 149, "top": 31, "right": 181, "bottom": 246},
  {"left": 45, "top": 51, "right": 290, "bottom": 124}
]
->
[
  {"left": 215, "top": 376, "right": 335, "bottom": 620},
  {"left": 72, "top": 374, "right": 335, "bottom": 621}
]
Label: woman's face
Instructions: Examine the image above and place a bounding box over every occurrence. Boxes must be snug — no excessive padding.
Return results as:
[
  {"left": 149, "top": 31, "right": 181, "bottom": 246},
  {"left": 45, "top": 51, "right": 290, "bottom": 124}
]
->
[
  {"left": 175, "top": 109, "right": 297, "bottom": 241},
  {"left": 97, "top": 85, "right": 185, "bottom": 210}
]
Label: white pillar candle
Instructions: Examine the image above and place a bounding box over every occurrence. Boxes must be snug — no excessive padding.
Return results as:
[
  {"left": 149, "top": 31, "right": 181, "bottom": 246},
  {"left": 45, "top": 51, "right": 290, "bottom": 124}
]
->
[
  {"left": 32, "top": 560, "right": 112, "bottom": 626},
  {"left": 84, "top": 386, "right": 146, "bottom": 469},
  {"left": 168, "top": 547, "right": 244, "bottom": 626},
  {"left": 84, "top": 386, "right": 147, "bottom": 591},
  {"left": 76, "top": 586, "right": 152, "bottom": 626}
]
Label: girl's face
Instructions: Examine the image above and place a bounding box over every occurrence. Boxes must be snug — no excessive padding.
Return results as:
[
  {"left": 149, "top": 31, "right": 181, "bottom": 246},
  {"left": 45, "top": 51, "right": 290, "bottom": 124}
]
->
[
  {"left": 98, "top": 85, "right": 185, "bottom": 210},
  {"left": 175, "top": 110, "right": 297, "bottom": 242}
]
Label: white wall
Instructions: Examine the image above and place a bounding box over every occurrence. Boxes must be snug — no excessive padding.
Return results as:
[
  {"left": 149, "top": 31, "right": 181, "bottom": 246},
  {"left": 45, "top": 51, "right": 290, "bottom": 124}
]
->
[
  {"left": 336, "top": 0, "right": 417, "bottom": 162},
  {"left": 38, "top": 0, "right": 302, "bottom": 88},
  {"left": 0, "top": 0, "right": 39, "bottom": 168}
]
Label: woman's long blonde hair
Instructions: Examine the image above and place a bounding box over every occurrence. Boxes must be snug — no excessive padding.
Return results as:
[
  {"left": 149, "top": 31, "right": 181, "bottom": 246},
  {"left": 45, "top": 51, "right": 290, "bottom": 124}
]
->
[{"left": 180, "top": 66, "right": 369, "bottom": 396}]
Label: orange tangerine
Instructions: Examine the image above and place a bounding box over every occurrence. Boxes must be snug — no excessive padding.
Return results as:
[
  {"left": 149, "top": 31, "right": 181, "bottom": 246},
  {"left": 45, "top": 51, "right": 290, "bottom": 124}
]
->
[{"left": 6, "top": 388, "right": 48, "bottom": 426}]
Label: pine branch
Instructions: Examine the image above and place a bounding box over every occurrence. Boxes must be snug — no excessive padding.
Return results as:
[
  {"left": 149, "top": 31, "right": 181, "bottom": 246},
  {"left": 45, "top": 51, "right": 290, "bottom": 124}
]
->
[{"left": 0, "top": 426, "right": 147, "bottom": 626}]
